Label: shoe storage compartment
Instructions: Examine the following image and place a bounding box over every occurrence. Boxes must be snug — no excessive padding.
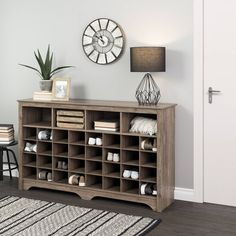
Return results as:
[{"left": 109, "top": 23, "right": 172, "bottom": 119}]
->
[
  {"left": 19, "top": 99, "right": 175, "bottom": 212},
  {"left": 23, "top": 107, "right": 52, "bottom": 127}
]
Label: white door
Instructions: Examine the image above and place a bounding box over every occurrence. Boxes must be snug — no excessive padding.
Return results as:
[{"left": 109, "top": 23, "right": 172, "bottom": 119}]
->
[{"left": 204, "top": 0, "right": 236, "bottom": 206}]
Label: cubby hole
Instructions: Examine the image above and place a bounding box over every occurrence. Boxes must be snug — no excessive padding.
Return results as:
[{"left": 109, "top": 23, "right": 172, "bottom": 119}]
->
[
  {"left": 122, "top": 135, "right": 139, "bottom": 150},
  {"left": 86, "top": 146, "right": 102, "bottom": 161},
  {"left": 53, "top": 143, "right": 68, "bottom": 157},
  {"left": 54, "top": 109, "right": 85, "bottom": 129},
  {"left": 69, "top": 159, "right": 85, "bottom": 173},
  {"left": 23, "top": 140, "right": 37, "bottom": 154},
  {"left": 122, "top": 150, "right": 139, "bottom": 166},
  {"left": 37, "top": 168, "right": 52, "bottom": 181},
  {"left": 104, "top": 177, "right": 120, "bottom": 192},
  {"left": 69, "top": 145, "right": 85, "bottom": 159},
  {"left": 37, "top": 142, "right": 52, "bottom": 156},
  {"left": 121, "top": 112, "right": 157, "bottom": 135},
  {"left": 140, "top": 167, "right": 157, "bottom": 183},
  {"left": 37, "top": 128, "right": 52, "bottom": 142},
  {"left": 69, "top": 131, "right": 85, "bottom": 145},
  {"left": 23, "top": 107, "right": 51, "bottom": 127},
  {"left": 54, "top": 170, "right": 68, "bottom": 184},
  {"left": 23, "top": 166, "right": 36, "bottom": 179},
  {"left": 37, "top": 155, "right": 52, "bottom": 169},
  {"left": 140, "top": 152, "right": 157, "bottom": 168},
  {"left": 53, "top": 130, "right": 68, "bottom": 143},
  {"left": 23, "top": 127, "right": 37, "bottom": 141},
  {"left": 53, "top": 157, "right": 68, "bottom": 171},
  {"left": 103, "top": 148, "right": 120, "bottom": 163},
  {"left": 121, "top": 164, "right": 139, "bottom": 180},
  {"left": 86, "top": 175, "right": 102, "bottom": 189},
  {"left": 122, "top": 179, "right": 139, "bottom": 195},
  {"left": 140, "top": 137, "right": 157, "bottom": 152},
  {"left": 86, "top": 132, "right": 103, "bottom": 146},
  {"left": 86, "top": 110, "right": 120, "bottom": 131},
  {"left": 103, "top": 134, "right": 120, "bottom": 149},
  {"left": 103, "top": 163, "right": 120, "bottom": 178},
  {"left": 23, "top": 153, "right": 36, "bottom": 167},
  {"left": 140, "top": 181, "right": 157, "bottom": 197},
  {"left": 86, "top": 161, "right": 102, "bottom": 175}
]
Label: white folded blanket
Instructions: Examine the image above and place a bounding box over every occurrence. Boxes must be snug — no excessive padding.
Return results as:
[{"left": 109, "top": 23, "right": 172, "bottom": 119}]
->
[{"left": 129, "top": 116, "right": 157, "bottom": 135}]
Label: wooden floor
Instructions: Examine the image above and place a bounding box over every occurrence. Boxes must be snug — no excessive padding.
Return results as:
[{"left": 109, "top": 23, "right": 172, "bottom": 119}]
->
[{"left": 1, "top": 178, "right": 236, "bottom": 236}]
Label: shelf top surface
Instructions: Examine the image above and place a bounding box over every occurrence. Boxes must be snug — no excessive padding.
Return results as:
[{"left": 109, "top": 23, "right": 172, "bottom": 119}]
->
[{"left": 18, "top": 98, "right": 177, "bottom": 110}]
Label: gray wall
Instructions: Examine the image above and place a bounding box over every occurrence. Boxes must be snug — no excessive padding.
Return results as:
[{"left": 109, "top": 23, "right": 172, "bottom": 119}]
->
[{"left": 0, "top": 0, "right": 193, "bottom": 189}]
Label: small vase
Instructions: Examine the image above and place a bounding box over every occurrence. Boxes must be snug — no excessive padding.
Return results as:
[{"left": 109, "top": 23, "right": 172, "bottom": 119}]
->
[{"left": 39, "top": 80, "right": 52, "bottom": 91}]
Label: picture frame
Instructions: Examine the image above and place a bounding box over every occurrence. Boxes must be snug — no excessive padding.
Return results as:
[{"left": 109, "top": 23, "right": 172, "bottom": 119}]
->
[{"left": 52, "top": 78, "right": 71, "bottom": 101}]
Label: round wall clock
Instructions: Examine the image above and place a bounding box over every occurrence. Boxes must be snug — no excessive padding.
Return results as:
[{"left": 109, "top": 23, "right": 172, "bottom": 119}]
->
[{"left": 82, "top": 18, "right": 125, "bottom": 64}]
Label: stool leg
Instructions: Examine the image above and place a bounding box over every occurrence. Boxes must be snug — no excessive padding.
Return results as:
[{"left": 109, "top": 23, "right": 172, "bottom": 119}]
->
[
  {"left": 0, "top": 148, "right": 3, "bottom": 181},
  {"left": 5, "top": 149, "right": 12, "bottom": 179},
  {"left": 8, "top": 149, "right": 18, "bottom": 170}
]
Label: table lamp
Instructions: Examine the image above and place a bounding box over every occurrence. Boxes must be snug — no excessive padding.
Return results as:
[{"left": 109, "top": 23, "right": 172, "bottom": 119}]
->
[{"left": 130, "top": 47, "right": 166, "bottom": 105}]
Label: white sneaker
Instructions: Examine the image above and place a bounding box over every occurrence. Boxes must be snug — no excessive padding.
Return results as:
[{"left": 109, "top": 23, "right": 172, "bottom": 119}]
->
[
  {"left": 113, "top": 153, "right": 119, "bottom": 162},
  {"left": 107, "top": 152, "right": 113, "bottom": 161},
  {"left": 88, "top": 137, "right": 96, "bottom": 145},
  {"left": 123, "top": 170, "right": 131, "bottom": 178},
  {"left": 131, "top": 171, "right": 139, "bottom": 180},
  {"left": 96, "top": 137, "right": 102, "bottom": 146}
]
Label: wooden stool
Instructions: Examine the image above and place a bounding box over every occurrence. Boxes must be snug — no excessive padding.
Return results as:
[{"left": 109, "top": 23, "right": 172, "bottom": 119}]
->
[{"left": 0, "top": 141, "right": 18, "bottom": 180}]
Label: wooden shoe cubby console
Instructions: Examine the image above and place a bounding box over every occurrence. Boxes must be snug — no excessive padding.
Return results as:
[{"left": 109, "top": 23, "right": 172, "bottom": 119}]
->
[{"left": 18, "top": 99, "right": 176, "bottom": 212}]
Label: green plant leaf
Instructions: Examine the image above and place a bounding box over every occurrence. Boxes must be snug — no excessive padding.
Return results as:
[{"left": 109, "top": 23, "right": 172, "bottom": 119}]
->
[
  {"left": 19, "top": 64, "right": 41, "bottom": 75},
  {"left": 50, "top": 66, "right": 74, "bottom": 76}
]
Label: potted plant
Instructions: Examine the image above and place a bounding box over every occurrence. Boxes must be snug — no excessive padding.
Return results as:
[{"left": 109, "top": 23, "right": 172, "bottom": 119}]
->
[{"left": 19, "top": 45, "right": 73, "bottom": 91}]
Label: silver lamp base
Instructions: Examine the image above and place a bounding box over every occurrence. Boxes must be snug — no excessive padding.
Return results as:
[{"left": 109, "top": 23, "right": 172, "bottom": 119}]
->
[{"left": 135, "top": 73, "right": 161, "bottom": 105}]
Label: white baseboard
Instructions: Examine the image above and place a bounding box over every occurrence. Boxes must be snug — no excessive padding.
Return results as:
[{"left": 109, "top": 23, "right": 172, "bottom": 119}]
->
[
  {"left": 174, "top": 187, "right": 194, "bottom": 202},
  {"left": 3, "top": 165, "right": 195, "bottom": 202},
  {"left": 3, "top": 164, "right": 19, "bottom": 178}
]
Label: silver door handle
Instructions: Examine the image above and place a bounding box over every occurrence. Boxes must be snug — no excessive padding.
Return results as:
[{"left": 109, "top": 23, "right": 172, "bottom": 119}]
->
[{"left": 208, "top": 87, "right": 221, "bottom": 104}]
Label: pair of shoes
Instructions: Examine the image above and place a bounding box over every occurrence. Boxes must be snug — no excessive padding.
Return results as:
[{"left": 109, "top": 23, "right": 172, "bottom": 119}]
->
[
  {"left": 107, "top": 152, "right": 119, "bottom": 162},
  {"left": 140, "top": 138, "right": 157, "bottom": 152},
  {"left": 140, "top": 183, "right": 157, "bottom": 195},
  {"left": 38, "top": 170, "right": 52, "bottom": 181},
  {"left": 88, "top": 137, "right": 102, "bottom": 146},
  {"left": 38, "top": 130, "right": 51, "bottom": 140},
  {"left": 68, "top": 174, "right": 85, "bottom": 186},
  {"left": 47, "top": 172, "right": 52, "bottom": 182},
  {"left": 123, "top": 170, "right": 139, "bottom": 180},
  {"left": 57, "top": 161, "right": 68, "bottom": 170},
  {"left": 24, "top": 142, "right": 37, "bottom": 152}
]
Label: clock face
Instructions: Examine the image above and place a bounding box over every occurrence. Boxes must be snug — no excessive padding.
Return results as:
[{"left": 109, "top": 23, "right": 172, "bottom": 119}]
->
[{"left": 82, "top": 18, "right": 125, "bottom": 64}]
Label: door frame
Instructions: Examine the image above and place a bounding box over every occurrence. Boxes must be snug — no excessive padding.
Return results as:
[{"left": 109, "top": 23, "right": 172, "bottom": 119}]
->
[{"left": 193, "top": 0, "right": 204, "bottom": 202}]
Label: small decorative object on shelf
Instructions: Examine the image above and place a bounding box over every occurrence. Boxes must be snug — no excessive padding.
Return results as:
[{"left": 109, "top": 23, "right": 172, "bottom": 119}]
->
[
  {"left": 52, "top": 78, "right": 71, "bottom": 101},
  {"left": 19, "top": 45, "right": 73, "bottom": 92},
  {"left": 94, "top": 119, "right": 119, "bottom": 132},
  {"left": 33, "top": 91, "right": 52, "bottom": 101},
  {"left": 130, "top": 47, "right": 166, "bottom": 105},
  {"left": 129, "top": 116, "right": 157, "bottom": 136},
  {"left": 56, "top": 110, "right": 84, "bottom": 128}
]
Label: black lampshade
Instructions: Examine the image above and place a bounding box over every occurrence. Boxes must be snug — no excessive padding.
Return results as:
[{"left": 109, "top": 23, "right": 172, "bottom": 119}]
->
[{"left": 130, "top": 47, "right": 166, "bottom": 72}]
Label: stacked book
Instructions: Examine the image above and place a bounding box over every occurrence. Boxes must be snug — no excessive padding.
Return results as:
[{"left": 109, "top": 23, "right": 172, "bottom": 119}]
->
[
  {"left": 0, "top": 124, "right": 15, "bottom": 144},
  {"left": 57, "top": 110, "right": 84, "bottom": 129},
  {"left": 94, "top": 120, "right": 119, "bottom": 132},
  {"left": 33, "top": 91, "right": 52, "bottom": 101}
]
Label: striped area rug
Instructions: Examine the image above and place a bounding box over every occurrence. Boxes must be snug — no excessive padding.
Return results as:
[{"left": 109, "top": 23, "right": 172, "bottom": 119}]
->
[{"left": 0, "top": 196, "right": 161, "bottom": 236}]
